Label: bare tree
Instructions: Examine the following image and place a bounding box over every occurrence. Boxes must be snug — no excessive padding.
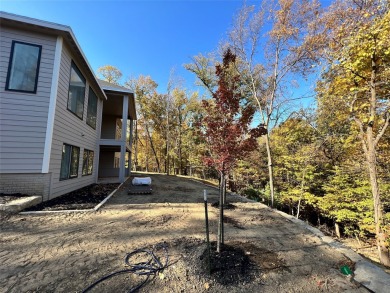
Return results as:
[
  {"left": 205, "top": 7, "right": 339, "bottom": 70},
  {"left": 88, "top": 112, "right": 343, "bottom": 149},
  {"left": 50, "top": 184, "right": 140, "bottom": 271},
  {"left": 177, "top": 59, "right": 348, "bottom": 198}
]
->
[{"left": 231, "top": 0, "right": 321, "bottom": 206}]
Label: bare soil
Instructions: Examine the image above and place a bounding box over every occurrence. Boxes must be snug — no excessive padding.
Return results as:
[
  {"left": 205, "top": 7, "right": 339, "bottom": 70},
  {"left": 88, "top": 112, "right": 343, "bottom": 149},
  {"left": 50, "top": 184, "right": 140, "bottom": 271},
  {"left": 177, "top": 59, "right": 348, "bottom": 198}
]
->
[{"left": 0, "top": 173, "right": 373, "bottom": 292}]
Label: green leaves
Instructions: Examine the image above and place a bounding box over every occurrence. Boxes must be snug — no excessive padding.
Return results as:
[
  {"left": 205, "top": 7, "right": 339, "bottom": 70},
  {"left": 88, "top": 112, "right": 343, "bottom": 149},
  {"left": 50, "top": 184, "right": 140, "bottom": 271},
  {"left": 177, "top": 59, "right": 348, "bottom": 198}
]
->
[{"left": 319, "top": 167, "right": 374, "bottom": 236}]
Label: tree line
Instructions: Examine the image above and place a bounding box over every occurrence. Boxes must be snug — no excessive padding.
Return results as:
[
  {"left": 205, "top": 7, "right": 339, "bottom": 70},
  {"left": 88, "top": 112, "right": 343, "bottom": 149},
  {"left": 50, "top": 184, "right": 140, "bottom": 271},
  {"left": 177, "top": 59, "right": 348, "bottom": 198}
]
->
[{"left": 97, "top": 0, "right": 389, "bottom": 266}]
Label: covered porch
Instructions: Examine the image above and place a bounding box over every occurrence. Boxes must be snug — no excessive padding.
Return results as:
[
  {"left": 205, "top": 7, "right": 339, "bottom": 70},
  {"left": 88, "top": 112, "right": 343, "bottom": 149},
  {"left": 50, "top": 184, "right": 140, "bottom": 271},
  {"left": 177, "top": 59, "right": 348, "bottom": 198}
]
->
[{"left": 97, "top": 80, "right": 137, "bottom": 183}]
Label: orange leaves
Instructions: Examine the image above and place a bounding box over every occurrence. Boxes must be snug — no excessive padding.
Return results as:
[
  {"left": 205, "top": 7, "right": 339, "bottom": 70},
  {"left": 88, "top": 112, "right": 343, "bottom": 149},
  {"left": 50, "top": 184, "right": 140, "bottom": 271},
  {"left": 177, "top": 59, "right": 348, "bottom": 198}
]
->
[{"left": 200, "top": 49, "right": 264, "bottom": 173}]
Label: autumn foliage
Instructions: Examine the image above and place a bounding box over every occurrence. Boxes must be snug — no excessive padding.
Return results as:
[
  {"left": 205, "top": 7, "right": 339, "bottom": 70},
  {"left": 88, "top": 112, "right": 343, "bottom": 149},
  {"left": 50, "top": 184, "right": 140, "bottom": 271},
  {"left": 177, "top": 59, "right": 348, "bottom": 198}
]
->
[{"left": 200, "top": 49, "right": 266, "bottom": 174}]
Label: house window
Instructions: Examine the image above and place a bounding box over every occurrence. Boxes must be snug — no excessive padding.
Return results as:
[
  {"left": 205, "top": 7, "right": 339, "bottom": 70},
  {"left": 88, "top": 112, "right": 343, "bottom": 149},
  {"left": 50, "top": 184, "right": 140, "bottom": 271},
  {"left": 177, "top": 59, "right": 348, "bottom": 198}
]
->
[
  {"left": 5, "top": 41, "right": 42, "bottom": 93},
  {"left": 60, "top": 144, "right": 80, "bottom": 180},
  {"left": 67, "top": 62, "right": 86, "bottom": 119},
  {"left": 82, "top": 149, "right": 94, "bottom": 176},
  {"left": 87, "top": 87, "right": 98, "bottom": 129}
]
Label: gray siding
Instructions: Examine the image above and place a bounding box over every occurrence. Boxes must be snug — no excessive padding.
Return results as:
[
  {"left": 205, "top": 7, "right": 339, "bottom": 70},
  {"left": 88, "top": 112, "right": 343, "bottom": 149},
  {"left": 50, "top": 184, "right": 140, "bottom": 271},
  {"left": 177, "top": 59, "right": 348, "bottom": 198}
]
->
[
  {"left": 48, "top": 43, "right": 103, "bottom": 199},
  {"left": 0, "top": 27, "right": 56, "bottom": 173}
]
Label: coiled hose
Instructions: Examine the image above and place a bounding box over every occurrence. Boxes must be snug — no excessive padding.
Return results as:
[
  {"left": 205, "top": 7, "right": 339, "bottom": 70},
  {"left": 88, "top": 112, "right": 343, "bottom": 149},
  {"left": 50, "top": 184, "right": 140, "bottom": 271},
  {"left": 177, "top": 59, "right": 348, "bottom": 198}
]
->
[{"left": 82, "top": 243, "right": 169, "bottom": 293}]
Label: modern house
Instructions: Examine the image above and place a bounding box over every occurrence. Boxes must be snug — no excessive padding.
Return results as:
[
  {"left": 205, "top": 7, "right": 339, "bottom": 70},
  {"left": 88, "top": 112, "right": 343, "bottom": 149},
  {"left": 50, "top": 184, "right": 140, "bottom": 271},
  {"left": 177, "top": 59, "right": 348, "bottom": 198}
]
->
[{"left": 0, "top": 12, "right": 136, "bottom": 201}]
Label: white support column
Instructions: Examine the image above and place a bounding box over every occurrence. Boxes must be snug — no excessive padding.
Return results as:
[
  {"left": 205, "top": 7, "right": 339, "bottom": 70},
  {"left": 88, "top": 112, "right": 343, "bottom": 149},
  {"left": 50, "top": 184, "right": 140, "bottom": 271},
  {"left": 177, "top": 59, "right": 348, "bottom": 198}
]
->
[
  {"left": 129, "top": 119, "right": 133, "bottom": 172},
  {"left": 119, "top": 95, "right": 128, "bottom": 183}
]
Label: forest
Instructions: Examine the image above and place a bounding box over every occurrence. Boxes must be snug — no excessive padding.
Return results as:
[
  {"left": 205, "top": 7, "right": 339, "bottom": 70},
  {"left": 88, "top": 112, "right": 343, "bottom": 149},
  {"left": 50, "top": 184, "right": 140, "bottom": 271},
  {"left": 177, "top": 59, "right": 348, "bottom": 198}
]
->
[{"left": 96, "top": 0, "right": 390, "bottom": 266}]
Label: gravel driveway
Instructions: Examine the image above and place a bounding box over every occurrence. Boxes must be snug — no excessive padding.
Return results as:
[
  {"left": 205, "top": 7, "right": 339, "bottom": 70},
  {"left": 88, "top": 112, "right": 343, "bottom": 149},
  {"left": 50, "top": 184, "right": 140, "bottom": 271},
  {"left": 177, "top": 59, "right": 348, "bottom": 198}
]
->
[{"left": 0, "top": 173, "right": 382, "bottom": 292}]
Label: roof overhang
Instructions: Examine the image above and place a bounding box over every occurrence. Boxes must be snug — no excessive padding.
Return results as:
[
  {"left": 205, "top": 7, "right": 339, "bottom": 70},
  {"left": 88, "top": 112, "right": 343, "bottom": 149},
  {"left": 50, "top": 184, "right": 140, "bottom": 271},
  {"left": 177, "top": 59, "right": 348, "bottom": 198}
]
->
[
  {"left": 0, "top": 11, "right": 107, "bottom": 101},
  {"left": 98, "top": 80, "right": 137, "bottom": 120}
]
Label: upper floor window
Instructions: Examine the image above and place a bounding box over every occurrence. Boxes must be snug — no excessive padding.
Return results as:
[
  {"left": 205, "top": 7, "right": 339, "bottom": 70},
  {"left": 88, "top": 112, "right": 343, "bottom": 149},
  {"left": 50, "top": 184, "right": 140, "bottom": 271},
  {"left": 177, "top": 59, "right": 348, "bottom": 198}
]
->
[
  {"left": 67, "top": 62, "right": 86, "bottom": 119},
  {"left": 5, "top": 41, "right": 42, "bottom": 93},
  {"left": 87, "top": 87, "right": 98, "bottom": 129}
]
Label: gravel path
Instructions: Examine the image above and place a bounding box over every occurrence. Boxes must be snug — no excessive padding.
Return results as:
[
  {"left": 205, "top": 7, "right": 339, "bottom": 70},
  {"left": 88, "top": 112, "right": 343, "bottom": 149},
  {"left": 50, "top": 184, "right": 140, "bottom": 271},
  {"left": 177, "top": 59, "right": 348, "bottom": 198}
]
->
[{"left": 0, "top": 173, "right": 379, "bottom": 292}]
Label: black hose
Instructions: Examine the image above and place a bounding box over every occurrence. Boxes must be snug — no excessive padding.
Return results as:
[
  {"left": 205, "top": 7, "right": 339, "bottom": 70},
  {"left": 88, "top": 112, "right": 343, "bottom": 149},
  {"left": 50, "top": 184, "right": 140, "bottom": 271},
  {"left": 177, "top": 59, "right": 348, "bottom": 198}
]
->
[{"left": 82, "top": 243, "right": 169, "bottom": 293}]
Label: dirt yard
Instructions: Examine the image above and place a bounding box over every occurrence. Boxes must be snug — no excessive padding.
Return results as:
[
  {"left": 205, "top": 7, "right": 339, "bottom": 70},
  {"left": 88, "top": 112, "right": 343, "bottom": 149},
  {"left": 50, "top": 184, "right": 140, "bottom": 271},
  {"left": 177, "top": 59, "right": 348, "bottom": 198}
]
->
[{"left": 0, "top": 173, "right": 373, "bottom": 292}]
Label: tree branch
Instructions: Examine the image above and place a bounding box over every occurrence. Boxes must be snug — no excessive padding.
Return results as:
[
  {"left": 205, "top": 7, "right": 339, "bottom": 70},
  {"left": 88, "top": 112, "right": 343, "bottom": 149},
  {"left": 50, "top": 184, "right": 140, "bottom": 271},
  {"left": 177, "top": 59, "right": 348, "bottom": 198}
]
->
[{"left": 374, "top": 111, "right": 390, "bottom": 147}]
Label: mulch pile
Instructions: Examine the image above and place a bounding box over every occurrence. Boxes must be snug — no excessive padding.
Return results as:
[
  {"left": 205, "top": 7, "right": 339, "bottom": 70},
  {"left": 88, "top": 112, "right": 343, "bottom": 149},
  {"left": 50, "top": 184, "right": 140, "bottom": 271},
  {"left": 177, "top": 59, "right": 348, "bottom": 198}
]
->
[
  {"left": 23, "top": 183, "right": 119, "bottom": 211},
  {"left": 157, "top": 238, "right": 283, "bottom": 291},
  {"left": 201, "top": 241, "right": 256, "bottom": 285}
]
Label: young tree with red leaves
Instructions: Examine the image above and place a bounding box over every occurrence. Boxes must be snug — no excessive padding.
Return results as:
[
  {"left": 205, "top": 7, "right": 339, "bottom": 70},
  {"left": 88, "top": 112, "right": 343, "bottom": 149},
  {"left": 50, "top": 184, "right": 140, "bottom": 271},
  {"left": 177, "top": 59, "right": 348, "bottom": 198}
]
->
[{"left": 201, "top": 49, "right": 266, "bottom": 252}]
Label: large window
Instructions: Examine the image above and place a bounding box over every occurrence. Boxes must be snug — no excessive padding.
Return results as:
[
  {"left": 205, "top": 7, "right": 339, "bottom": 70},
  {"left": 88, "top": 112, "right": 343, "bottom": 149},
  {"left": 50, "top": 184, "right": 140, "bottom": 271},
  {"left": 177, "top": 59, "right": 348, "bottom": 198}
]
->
[
  {"left": 87, "top": 87, "right": 98, "bottom": 129},
  {"left": 82, "top": 149, "right": 94, "bottom": 176},
  {"left": 60, "top": 144, "right": 80, "bottom": 180},
  {"left": 5, "top": 41, "right": 42, "bottom": 93},
  {"left": 67, "top": 62, "right": 86, "bottom": 119}
]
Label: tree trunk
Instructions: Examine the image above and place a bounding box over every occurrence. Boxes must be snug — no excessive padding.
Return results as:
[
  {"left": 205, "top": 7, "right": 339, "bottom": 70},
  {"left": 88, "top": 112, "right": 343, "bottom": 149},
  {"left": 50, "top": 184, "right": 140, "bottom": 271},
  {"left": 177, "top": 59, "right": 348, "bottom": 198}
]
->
[
  {"left": 166, "top": 103, "right": 170, "bottom": 175},
  {"left": 296, "top": 168, "right": 306, "bottom": 219},
  {"left": 178, "top": 136, "right": 182, "bottom": 175},
  {"left": 221, "top": 175, "right": 225, "bottom": 245},
  {"left": 367, "top": 137, "right": 390, "bottom": 266},
  {"left": 365, "top": 57, "right": 390, "bottom": 266},
  {"left": 296, "top": 197, "right": 302, "bottom": 219},
  {"left": 222, "top": 174, "right": 227, "bottom": 205},
  {"left": 265, "top": 133, "right": 275, "bottom": 207},
  {"left": 145, "top": 125, "right": 160, "bottom": 172},
  {"left": 217, "top": 172, "right": 225, "bottom": 253},
  {"left": 335, "top": 222, "right": 341, "bottom": 238}
]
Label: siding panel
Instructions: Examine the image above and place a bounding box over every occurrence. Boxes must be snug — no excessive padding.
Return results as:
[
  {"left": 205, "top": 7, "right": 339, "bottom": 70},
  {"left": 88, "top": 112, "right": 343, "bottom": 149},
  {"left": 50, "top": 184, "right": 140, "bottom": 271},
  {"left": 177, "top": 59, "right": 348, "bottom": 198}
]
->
[
  {"left": 0, "top": 26, "right": 56, "bottom": 173},
  {"left": 48, "top": 43, "right": 103, "bottom": 199}
]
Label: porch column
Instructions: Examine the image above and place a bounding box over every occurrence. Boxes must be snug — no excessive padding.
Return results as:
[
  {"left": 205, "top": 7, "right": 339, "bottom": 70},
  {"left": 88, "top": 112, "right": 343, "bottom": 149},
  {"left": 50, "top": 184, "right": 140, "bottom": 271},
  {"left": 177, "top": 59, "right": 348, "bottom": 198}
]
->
[
  {"left": 129, "top": 119, "right": 133, "bottom": 172},
  {"left": 119, "top": 95, "right": 129, "bottom": 183}
]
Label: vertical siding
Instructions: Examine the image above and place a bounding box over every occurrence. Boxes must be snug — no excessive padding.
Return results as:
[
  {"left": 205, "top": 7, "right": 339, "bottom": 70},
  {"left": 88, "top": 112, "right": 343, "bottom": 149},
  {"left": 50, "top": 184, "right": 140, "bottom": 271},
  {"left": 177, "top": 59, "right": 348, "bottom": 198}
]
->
[
  {"left": 48, "top": 43, "right": 103, "bottom": 199},
  {"left": 0, "top": 26, "right": 56, "bottom": 173}
]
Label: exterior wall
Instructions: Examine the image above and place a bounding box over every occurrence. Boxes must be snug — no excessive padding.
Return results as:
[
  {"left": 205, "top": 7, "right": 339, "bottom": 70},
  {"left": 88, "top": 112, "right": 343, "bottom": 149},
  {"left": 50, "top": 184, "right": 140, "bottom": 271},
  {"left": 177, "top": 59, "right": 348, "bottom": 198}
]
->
[
  {"left": 98, "top": 150, "right": 119, "bottom": 177},
  {"left": 100, "top": 115, "right": 117, "bottom": 139},
  {"left": 98, "top": 149, "right": 130, "bottom": 178},
  {"left": 48, "top": 43, "right": 103, "bottom": 199},
  {"left": 0, "top": 173, "right": 51, "bottom": 200},
  {"left": 0, "top": 26, "right": 56, "bottom": 173}
]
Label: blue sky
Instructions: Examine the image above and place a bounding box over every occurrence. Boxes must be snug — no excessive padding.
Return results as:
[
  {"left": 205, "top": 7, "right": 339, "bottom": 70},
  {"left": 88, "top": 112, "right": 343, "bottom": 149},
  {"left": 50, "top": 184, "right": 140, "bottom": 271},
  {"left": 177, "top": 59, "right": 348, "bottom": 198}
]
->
[
  {"left": 2, "top": 0, "right": 332, "bottom": 105},
  {"left": 1, "top": 0, "right": 251, "bottom": 92}
]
